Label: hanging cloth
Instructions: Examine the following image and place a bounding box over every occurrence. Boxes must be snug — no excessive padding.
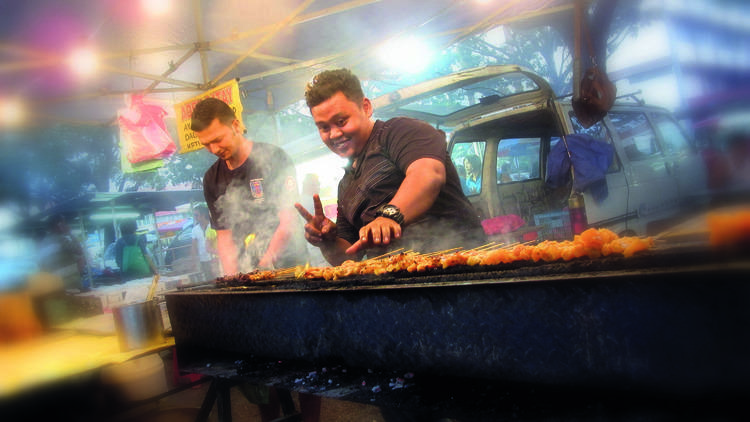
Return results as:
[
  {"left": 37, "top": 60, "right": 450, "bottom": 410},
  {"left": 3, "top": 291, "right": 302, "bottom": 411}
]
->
[{"left": 546, "top": 134, "right": 614, "bottom": 203}]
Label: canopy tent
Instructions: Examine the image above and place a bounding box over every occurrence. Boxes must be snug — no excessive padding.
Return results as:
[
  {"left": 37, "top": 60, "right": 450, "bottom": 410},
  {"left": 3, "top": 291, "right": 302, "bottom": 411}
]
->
[{"left": 0, "top": 0, "right": 603, "bottom": 127}]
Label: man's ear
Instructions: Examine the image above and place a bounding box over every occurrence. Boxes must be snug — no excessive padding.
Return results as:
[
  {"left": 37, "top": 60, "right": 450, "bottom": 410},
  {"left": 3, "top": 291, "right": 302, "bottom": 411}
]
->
[
  {"left": 362, "top": 97, "right": 373, "bottom": 118},
  {"left": 231, "top": 118, "right": 242, "bottom": 136}
]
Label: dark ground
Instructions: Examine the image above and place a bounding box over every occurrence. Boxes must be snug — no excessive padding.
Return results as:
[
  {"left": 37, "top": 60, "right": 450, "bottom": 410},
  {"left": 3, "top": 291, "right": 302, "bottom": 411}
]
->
[
  {"left": 2, "top": 345, "right": 748, "bottom": 422},
  {"left": 115, "top": 351, "right": 749, "bottom": 422}
]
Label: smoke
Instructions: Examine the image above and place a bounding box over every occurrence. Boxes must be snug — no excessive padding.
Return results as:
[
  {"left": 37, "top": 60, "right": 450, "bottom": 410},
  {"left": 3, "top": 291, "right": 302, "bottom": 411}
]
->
[
  {"left": 212, "top": 143, "right": 304, "bottom": 273},
  {"left": 385, "top": 217, "right": 486, "bottom": 257}
]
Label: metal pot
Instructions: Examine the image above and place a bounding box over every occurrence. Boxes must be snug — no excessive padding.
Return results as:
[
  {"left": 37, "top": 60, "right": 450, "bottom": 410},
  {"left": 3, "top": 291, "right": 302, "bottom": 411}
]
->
[{"left": 112, "top": 299, "right": 165, "bottom": 352}]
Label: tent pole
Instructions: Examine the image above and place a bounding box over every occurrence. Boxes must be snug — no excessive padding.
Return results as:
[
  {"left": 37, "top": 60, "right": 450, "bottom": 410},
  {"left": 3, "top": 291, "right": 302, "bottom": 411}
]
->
[{"left": 573, "top": 0, "right": 584, "bottom": 100}]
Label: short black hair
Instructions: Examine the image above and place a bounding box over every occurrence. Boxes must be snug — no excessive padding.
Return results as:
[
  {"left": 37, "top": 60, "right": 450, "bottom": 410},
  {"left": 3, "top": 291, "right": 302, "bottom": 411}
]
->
[
  {"left": 464, "top": 154, "right": 481, "bottom": 171},
  {"left": 47, "top": 213, "right": 67, "bottom": 230},
  {"left": 304, "top": 68, "right": 365, "bottom": 109},
  {"left": 193, "top": 204, "right": 210, "bottom": 219},
  {"left": 190, "top": 97, "right": 237, "bottom": 132},
  {"left": 120, "top": 220, "right": 138, "bottom": 236}
]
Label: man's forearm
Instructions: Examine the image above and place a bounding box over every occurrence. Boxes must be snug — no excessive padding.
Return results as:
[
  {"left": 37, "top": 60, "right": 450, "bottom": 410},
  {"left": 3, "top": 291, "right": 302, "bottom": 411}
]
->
[
  {"left": 390, "top": 158, "right": 445, "bottom": 224},
  {"left": 260, "top": 224, "right": 291, "bottom": 267},
  {"left": 260, "top": 209, "right": 297, "bottom": 267},
  {"left": 216, "top": 230, "right": 238, "bottom": 275}
]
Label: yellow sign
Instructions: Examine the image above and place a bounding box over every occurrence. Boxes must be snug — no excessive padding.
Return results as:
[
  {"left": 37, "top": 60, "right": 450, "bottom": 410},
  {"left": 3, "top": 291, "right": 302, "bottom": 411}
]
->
[{"left": 173, "top": 79, "right": 244, "bottom": 154}]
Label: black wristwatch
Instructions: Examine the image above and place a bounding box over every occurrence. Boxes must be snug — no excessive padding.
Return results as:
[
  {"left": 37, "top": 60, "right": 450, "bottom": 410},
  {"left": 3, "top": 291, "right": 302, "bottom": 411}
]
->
[{"left": 375, "top": 204, "right": 405, "bottom": 225}]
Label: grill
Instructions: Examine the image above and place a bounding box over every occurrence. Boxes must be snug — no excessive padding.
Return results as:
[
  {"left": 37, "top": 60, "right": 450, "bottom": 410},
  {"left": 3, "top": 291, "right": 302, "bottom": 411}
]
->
[{"left": 165, "top": 245, "right": 750, "bottom": 395}]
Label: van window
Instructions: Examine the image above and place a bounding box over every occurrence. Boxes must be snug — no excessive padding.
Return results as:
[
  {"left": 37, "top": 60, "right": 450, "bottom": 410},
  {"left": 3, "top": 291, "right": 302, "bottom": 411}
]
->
[
  {"left": 569, "top": 111, "right": 612, "bottom": 142},
  {"left": 451, "top": 141, "right": 486, "bottom": 196},
  {"left": 608, "top": 112, "right": 661, "bottom": 162},
  {"left": 567, "top": 112, "right": 620, "bottom": 172},
  {"left": 497, "top": 138, "right": 541, "bottom": 183},
  {"left": 651, "top": 113, "right": 693, "bottom": 154}
]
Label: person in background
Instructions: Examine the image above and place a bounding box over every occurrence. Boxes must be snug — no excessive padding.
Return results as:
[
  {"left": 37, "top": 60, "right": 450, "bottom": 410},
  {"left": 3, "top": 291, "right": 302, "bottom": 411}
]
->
[
  {"left": 296, "top": 68, "right": 486, "bottom": 266},
  {"left": 500, "top": 162, "right": 513, "bottom": 183},
  {"left": 191, "top": 97, "right": 307, "bottom": 274},
  {"left": 463, "top": 154, "right": 482, "bottom": 194},
  {"left": 114, "top": 220, "right": 157, "bottom": 282},
  {"left": 191, "top": 204, "right": 217, "bottom": 280},
  {"left": 455, "top": 162, "right": 467, "bottom": 193},
  {"left": 37, "top": 214, "right": 88, "bottom": 291},
  {"left": 204, "top": 223, "right": 220, "bottom": 272},
  {"left": 726, "top": 132, "right": 750, "bottom": 190}
]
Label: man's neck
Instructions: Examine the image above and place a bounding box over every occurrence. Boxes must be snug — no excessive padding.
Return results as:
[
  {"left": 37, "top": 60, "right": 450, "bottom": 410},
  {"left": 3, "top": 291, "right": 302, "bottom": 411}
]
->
[
  {"left": 352, "top": 119, "right": 376, "bottom": 169},
  {"left": 226, "top": 138, "right": 253, "bottom": 170}
]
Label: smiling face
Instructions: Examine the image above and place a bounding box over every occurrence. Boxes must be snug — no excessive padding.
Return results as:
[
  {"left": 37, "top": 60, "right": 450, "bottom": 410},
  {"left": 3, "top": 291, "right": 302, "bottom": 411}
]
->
[
  {"left": 310, "top": 91, "right": 374, "bottom": 159},
  {"left": 194, "top": 117, "right": 243, "bottom": 162}
]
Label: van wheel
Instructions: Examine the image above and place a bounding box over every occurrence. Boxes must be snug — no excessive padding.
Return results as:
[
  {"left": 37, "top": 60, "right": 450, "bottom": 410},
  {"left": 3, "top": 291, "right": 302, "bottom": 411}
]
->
[{"left": 619, "top": 229, "right": 637, "bottom": 237}]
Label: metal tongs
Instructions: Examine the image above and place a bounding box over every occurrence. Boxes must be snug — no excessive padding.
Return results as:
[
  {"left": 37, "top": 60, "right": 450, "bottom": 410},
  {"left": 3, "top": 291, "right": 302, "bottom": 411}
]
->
[{"left": 146, "top": 274, "right": 161, "bottom": 302}]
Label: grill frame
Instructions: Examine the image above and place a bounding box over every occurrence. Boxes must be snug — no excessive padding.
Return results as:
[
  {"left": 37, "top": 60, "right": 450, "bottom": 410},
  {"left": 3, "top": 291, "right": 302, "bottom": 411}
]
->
[{"left": 166, "top": 247, "right": 750, "bottom": 395}]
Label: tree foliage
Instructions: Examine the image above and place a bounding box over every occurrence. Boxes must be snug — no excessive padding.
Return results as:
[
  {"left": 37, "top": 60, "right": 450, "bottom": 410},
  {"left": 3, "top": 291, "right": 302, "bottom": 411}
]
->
[{"left": 0, "top": 125, "right": 117, "bottom": 212}]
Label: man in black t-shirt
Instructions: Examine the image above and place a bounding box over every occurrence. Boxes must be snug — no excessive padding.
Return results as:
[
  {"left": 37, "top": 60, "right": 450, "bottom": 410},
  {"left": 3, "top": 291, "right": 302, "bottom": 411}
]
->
[
  {"left": 295, "top": 69, "right": 485, "bottom": 266},
  {"left": 191, "top": 98, "right": 307, "bottom": 274}
]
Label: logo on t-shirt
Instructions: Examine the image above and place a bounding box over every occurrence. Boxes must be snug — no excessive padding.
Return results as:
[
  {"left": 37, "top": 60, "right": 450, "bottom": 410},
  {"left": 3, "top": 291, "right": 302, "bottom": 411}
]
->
[
  {"left": 284, "top": 176, "right": 297, "bottom": 192},
  {"left": 249, "top": 178, "right": 264, "bottom": 200}
]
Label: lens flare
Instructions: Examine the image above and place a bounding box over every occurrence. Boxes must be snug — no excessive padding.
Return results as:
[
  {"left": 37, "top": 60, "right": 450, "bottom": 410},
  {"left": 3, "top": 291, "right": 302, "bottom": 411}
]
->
[{"left": 66, "top": 46, "right": 99, "bottom": 78}]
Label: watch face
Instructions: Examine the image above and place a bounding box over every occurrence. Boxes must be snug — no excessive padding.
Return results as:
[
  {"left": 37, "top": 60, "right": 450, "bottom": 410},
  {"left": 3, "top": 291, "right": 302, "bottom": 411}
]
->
[{"left": 378, "top": 205, "right": 403, "bottom": 224}]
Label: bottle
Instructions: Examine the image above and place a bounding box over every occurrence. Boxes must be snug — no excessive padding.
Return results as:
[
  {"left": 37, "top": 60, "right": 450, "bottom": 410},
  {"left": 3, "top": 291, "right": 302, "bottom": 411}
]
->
[{"left": 568, "top": 192, "right": 588, "bottom": 235}]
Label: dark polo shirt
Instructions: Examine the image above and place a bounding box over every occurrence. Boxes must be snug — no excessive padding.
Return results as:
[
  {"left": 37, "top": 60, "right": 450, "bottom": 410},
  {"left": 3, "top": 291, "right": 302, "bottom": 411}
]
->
[{"left": 336, "top": 118, "right": 485, "bottom": 255}]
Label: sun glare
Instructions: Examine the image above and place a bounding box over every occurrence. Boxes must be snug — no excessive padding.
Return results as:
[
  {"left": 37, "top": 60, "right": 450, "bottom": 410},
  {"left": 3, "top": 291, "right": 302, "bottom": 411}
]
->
[
  {"left": 0, "top": 98, "right": 26, "bottom": 127},
  {"left": 378, "top": 36, "right": 434, "bottom": 74},
  {"left": 141, "top": 0, "right": 172, "bottom": 17}
]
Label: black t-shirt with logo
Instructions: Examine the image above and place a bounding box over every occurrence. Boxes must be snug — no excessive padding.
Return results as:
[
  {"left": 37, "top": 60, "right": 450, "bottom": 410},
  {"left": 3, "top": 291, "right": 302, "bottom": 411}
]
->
[{"left": 203, "top": 142, "right": 307, "bottom": 270}]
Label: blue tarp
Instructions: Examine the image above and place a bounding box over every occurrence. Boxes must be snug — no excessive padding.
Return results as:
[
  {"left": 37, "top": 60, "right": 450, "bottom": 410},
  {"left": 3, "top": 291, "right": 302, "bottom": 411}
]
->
[{"left": 546, "top": 134, "right": 614, "bottom": 203}]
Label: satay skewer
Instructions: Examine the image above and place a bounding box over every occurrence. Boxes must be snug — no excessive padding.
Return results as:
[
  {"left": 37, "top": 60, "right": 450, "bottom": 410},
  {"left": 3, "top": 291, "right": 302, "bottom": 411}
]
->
[
  {"left": 482, "top": 243, "right": 507, "bottom": 251},
  {"left": 422, "top": 246, "right": 463, "bottom": 257},
  {"left": 469, "top": 242, "right": 500, "bottom": 251},
  {"left": 275, "top": 267, "right": 297, "bottom": 275},
  {"left": 366, "top": 248, "right": 405, "bottom": 261}
]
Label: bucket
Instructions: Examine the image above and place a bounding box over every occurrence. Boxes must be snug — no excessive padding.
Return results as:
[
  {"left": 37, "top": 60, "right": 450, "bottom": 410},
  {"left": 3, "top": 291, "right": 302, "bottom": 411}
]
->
[{"left": 112, "top": 299, "right": 165, "bottom": 352}]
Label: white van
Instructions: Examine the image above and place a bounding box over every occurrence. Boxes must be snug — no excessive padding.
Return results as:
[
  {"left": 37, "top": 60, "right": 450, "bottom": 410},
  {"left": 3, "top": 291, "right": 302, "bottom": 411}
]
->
[{"left": 372, "top": 65, "right": 709, "bottom": 241}]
